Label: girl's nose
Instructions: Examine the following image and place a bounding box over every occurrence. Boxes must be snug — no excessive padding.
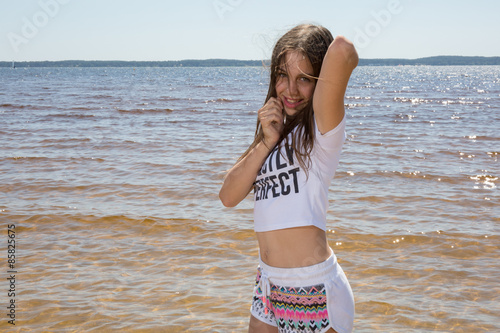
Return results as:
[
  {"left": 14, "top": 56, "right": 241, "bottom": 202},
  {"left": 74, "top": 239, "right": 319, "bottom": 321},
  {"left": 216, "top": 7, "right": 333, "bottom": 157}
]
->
[{"left": 287, "top": 78, "right": 298, "bottom": 95}]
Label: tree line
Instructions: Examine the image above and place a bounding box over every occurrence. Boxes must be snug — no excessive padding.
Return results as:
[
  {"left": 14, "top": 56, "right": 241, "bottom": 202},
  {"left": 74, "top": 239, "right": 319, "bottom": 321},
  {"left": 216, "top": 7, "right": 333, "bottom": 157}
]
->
[{"left": 2, "top": 56, "right": 500, "bottom": 68}]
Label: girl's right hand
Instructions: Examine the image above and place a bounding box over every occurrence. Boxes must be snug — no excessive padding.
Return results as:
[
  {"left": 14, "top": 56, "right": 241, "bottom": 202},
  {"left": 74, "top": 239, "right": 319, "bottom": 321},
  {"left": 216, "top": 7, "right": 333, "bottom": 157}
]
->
[
  {"left": 258, "top": 97, "right": 284, "bottom": 149},
  {"left": 219, "top": 99, "right": 283, "bottom": 208}
]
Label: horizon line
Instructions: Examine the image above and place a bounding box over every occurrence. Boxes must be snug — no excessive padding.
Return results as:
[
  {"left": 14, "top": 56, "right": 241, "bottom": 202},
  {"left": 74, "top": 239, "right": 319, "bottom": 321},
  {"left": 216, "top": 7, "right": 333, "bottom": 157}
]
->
[{"left": 2, "top": 55, "right": 500, "bottom": 62}]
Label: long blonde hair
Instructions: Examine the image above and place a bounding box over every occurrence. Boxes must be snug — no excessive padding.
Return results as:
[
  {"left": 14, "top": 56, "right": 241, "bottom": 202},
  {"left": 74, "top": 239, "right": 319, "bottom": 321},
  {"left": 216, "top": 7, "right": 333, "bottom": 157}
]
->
[{"left": 240, "top": 24, "right": 333, "bottom": 170}]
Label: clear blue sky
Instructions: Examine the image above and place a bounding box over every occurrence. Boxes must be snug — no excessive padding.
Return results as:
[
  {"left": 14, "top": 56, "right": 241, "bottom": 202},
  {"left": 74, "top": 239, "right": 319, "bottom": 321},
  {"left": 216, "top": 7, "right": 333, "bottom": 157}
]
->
[{"left": 1, "top": 0, "right": 499, "bottom": 61}]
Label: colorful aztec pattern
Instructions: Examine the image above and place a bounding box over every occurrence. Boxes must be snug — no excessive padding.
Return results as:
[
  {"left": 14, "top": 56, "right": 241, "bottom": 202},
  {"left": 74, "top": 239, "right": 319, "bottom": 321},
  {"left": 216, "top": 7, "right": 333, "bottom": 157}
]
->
[{"left": 253, "top": 270, "right": 331, "bottom": 332}]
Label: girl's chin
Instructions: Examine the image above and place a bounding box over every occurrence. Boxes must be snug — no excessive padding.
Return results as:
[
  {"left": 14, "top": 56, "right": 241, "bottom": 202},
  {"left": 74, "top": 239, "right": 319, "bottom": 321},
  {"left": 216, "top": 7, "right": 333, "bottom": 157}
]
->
[{"left": 284, "top": 106, "right": 303, "bottom": 116}]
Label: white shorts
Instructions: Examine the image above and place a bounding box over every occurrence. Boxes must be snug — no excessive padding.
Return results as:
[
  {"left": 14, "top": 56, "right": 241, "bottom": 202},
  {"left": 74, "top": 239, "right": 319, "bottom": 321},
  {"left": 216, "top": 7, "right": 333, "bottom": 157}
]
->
[{"left": 250, "top": 250, "right": 354, "bottom": 333}]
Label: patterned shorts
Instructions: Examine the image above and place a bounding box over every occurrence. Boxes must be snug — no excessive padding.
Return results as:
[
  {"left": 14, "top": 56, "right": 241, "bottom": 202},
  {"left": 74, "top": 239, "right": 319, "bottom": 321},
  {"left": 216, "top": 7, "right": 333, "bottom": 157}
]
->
[{"left": 250, "top": 252, "right": 354, "bottom": 333}]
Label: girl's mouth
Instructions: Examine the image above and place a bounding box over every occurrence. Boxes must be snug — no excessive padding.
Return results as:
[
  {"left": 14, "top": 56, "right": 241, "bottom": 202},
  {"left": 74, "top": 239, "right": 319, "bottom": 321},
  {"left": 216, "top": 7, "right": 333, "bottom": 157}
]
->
[{"left": 283, "top": 96, "right": 303, "bottom": 109}]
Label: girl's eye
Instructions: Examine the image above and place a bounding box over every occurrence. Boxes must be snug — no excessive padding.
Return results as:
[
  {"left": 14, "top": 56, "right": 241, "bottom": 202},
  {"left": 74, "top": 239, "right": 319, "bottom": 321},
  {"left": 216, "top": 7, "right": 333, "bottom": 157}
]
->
[
  {"left": 299, "top": 77, "right": 310, "bottom": 82},
  {"left": 278, "top": 72, "right": 287, "bottom": 78}
]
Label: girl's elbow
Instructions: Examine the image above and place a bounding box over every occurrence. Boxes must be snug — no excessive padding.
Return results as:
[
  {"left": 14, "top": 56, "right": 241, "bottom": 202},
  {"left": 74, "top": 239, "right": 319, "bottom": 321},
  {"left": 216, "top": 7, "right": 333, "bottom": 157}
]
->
[
  {"left": 219, "top": 191, "right": 238, "bottom": 208},
  {"left": 330, "top": 36, "right": 359, "bottom": 68},
  {"left": 331, "top": 35, "right": 355, "bottom": 51}
]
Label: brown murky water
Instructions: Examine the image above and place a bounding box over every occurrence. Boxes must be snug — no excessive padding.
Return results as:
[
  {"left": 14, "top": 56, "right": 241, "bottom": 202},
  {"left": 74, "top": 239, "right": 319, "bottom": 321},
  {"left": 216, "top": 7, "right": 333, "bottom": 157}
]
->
[{"left": 1, "top": 66, "right": 498, "bottom": 332}]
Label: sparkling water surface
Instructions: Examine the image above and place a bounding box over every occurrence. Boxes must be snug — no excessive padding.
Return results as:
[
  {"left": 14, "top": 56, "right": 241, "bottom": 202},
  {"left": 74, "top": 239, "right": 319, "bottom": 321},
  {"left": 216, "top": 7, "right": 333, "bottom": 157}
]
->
[{"left": 0, "top": 65, "right": 498, "bottom": 332}]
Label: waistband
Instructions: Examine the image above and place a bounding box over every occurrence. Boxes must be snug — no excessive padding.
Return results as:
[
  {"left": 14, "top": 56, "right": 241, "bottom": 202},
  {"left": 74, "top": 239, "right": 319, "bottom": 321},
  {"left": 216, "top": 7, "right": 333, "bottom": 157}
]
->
[{"left": 258, "top": 249, "right": 338, "bottom": 287}]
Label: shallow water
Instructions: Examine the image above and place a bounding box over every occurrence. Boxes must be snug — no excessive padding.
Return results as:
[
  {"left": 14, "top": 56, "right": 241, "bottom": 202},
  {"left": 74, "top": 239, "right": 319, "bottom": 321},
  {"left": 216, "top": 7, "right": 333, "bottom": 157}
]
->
[{"left": 0, "top": 65, "right": 499, "bottom": 332}]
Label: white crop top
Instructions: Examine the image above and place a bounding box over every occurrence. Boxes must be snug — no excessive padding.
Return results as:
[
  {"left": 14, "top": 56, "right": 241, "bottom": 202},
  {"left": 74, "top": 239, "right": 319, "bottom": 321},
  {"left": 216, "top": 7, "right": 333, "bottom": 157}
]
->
[{"left": 253, "top": 116, "right": 346, "bottom": 232}]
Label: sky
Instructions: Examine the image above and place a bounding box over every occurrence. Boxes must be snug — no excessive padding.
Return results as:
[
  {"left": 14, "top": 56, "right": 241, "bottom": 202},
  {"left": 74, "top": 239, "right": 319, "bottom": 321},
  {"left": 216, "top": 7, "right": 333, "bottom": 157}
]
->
[{"left": 1, "top": 0, "right": 499, "bottom": 61}]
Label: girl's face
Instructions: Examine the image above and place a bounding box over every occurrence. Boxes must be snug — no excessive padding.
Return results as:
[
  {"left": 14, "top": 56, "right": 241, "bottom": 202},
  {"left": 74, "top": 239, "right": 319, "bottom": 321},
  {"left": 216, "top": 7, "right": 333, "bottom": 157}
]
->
[{"left": 275, "top": 50, "right": 316, "bottom": 117}]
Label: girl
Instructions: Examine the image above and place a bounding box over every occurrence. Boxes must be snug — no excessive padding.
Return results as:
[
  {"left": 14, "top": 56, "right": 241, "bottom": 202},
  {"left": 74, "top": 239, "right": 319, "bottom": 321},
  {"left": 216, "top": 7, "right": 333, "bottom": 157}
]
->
[{"left": 219, "top": 24, "right": 358, "bottom": 333}]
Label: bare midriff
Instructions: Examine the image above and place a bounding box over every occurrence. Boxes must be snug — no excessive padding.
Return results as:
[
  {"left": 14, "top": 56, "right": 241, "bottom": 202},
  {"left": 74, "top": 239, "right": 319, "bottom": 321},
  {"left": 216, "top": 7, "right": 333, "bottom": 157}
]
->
[{"left": 256, "top": 225, "right": 332, "bottom": 268}]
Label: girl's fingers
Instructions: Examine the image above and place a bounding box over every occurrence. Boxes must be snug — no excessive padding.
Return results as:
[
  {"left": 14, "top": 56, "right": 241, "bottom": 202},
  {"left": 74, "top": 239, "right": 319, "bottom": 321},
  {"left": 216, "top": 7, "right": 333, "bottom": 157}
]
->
[
  {"left": 268, "top": 97, "right": 283, "bottom": 111},
  {"left": 259, "top": 99, "right": 283, "bottom": 122},
  {"left": 260, "top": 110, "right": 282, "bottom": 127},
  {"left": 257, "top": 98, "right": 285, "bottom": 146}
]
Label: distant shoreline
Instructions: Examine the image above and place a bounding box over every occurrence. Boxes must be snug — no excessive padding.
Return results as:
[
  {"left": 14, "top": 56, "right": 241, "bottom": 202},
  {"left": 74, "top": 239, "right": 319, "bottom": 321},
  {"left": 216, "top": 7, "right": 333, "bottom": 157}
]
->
[{"left": 2, "top": 56, "right": 500, "bottom": 67}]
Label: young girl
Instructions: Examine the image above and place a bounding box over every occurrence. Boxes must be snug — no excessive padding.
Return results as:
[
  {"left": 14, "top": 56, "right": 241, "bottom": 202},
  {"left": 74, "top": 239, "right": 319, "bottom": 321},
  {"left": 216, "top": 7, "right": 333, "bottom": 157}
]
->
[{"left": 219, "top": 24, "right": 358, "bottom": 333}]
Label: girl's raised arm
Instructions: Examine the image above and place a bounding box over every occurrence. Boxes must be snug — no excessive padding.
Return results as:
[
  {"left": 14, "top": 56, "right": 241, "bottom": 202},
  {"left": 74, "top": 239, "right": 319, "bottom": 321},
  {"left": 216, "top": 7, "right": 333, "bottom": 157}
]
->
[{"left": 313, "top": 36, "right": 358, "bottom": 134}]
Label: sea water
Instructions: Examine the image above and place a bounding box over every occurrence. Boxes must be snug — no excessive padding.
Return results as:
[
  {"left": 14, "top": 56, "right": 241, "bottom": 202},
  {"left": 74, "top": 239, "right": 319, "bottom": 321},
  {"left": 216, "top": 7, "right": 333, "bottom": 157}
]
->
[{"left": 0, "top": 65, "right": 498, "bottom": 331}]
